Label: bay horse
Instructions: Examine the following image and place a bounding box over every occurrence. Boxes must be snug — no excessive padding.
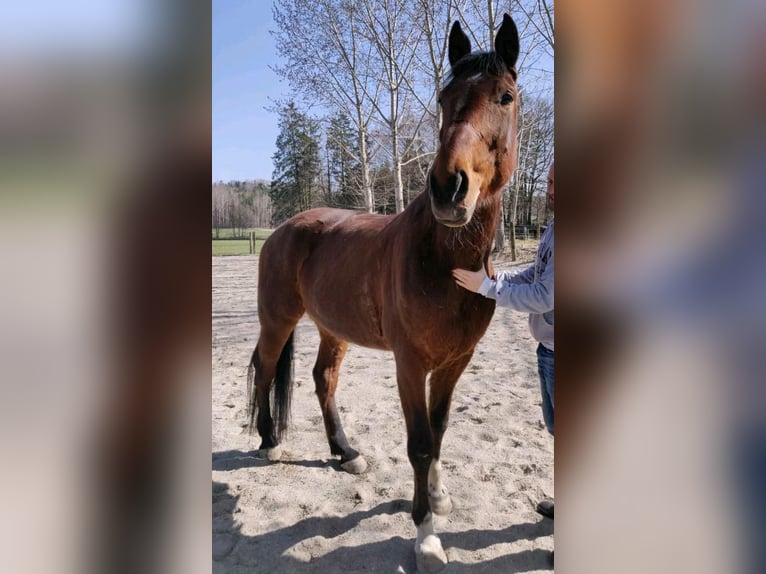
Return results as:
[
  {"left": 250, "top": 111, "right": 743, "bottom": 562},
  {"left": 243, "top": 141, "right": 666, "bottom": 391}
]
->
[{"left": 247, "top": 15, "right": 520, "bottom": 573}]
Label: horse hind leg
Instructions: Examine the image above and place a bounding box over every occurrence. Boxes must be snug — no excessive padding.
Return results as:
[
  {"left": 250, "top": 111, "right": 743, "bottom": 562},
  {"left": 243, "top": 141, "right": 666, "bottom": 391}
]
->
[{"left": 313, "top": 330, "right": 367, "bottom": 474}]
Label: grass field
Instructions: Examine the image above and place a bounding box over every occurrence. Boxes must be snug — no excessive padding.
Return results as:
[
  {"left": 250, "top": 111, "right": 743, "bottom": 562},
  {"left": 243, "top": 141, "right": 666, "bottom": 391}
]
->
[
  {"left": 212, "top": 228, "right": 272, "bottom": 256},
  {"left": 212, "top": 227, "right": 272, "bottom": 240},
  {"left": 212, "top": 239, "right": 252, "bottom": 256}
]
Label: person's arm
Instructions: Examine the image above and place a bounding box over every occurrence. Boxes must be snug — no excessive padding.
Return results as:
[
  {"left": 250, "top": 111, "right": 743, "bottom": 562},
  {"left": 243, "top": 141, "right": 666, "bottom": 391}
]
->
[
  {"left": 494, "top": 264, "right": 534, "bottom": 286},
  {"left": 478, "top": 253, "right": 554, "bottom": 313}
]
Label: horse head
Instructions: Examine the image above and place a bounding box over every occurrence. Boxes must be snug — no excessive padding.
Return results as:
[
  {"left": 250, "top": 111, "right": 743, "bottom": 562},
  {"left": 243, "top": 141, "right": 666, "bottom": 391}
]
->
[{"left": 429, "top": 14, "right": 520, "bottom": 228}]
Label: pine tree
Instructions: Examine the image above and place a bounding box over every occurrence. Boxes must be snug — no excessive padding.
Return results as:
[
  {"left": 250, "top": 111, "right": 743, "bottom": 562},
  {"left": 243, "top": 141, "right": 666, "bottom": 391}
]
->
[
  {"left": 270, "top": 101, "right": 321, "bottom": 225},
  {"left": 325, "top": 113, "right": 362, "bottom": 209}
]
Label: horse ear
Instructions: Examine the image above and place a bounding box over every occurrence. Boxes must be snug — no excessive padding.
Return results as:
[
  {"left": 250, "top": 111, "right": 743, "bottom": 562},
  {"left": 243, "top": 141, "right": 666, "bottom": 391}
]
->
[
  {"left": 495, "top": 14, "right": 519, "bottom": 70},
  {"left": 448, "top": 21, "right": 471, "bottom": 68}
]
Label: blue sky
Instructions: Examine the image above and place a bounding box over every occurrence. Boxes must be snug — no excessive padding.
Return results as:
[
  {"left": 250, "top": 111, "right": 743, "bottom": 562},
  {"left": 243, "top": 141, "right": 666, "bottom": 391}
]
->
[{"left": 213, "top": 1, "right": 285, "bottom": 182}]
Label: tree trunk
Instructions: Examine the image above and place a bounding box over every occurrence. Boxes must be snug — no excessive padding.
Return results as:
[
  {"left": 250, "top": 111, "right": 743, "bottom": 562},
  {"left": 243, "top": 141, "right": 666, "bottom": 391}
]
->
[
  {"left": 393, "top": 136, "right": 404, "bottom": 212},
  {"left": 326, "top": 150, "right": 332, "bottom": 205},
  {"left": 487, "top": 0, "right": 495, "bottom": 43},
  {"left": 390, "top": 51, "right": 404, "bottom": 213},
  {"left": 510, "top": 183, "right": 519, "bottom": 261},
  {"left": 359, "top": 126, "right": 373, "bottom": 212},
  {"left": 509, "top": 221, "right": 516, "bottom": 262},
  {"left": 494, "top": 203, "right": 506, "bottom": 252}
]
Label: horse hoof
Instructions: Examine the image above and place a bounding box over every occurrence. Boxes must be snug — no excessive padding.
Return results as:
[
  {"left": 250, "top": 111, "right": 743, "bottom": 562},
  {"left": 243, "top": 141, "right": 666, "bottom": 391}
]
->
[
  {"left": 429, "top": 493, "right": 453, "bottom": 516},
  {"left": 415, "top": 535, "right": 448, "bottom": 573},
  {"left": 340, "top": 455, "right": 368, "bottom": 474},
  {"left": 257, "top": 446, "right": 282, "bottom": 461}
]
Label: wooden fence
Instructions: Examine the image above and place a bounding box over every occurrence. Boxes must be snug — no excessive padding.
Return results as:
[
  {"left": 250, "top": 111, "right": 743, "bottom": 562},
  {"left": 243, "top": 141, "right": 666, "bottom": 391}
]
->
[{"left": 249, "top": 231, "right": 263, "bottom": 254}]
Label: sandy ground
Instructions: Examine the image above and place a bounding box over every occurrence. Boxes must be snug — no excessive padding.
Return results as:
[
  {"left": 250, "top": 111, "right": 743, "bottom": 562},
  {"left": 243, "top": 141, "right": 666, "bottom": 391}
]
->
[{"left": 212, "top": 255, "right": 554, "bottom": 574}]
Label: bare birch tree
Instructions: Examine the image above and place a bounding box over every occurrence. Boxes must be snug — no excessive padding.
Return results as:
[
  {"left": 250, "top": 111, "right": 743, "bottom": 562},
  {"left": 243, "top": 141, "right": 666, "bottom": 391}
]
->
[
  {"left": 511, "top": 0, "right": 553, "bottom": 54},
  {"left": 408, "top": 0, "right": 467, "bottom": 148},
  {"left": 273, "top": 0, "right": 380, "bottom": 212},
  {"left": 356, "top": 0, "right": 428, "bottom": 212}
]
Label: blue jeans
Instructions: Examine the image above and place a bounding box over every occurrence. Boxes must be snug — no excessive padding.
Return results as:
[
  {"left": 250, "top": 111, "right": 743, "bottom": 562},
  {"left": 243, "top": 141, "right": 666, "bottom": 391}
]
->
[
  {"left": 537, "top": 344, "right": 554, "bottom": 435},
  {"left": 734, "top": 428, "right": 766, "bottom": 574}
]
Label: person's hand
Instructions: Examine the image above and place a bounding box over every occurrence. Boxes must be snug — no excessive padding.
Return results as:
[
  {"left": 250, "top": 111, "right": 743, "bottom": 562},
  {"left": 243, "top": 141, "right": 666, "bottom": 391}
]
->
[{"left": 452, "top": 266, "right": 488, "bottom": 293}]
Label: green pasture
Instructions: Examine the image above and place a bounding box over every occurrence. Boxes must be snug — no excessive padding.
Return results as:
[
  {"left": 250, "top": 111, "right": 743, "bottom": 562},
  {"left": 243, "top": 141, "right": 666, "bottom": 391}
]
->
[
  {"left": 212, "top": 239, "right": 251, "bottom": 256},
  {"left": 212, "top": 227, "right": 272, "bottom": 240},
  {"left": 212, "top": 228, "right": 272, "bottom": 256}
]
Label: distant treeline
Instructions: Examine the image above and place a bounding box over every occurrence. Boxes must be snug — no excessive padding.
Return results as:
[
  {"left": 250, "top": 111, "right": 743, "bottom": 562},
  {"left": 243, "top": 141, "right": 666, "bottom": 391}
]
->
[{"left": 212, "top": 180, "right": 272, "bottom": 238}]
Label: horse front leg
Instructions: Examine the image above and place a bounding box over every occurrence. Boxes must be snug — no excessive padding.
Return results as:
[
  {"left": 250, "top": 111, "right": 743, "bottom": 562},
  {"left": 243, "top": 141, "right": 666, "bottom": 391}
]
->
[
  {"left": 395, "top": 352, "right": 448, "bottom": 573},
  {"left": 427, "top": 353, "right": 473, "bottom": 517}
]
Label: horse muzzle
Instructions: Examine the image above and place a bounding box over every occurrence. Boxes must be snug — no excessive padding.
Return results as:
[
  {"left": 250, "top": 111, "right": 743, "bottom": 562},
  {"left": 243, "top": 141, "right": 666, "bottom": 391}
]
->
[{"left": 429, "top": 170, "right": 475, "bottom": 227}]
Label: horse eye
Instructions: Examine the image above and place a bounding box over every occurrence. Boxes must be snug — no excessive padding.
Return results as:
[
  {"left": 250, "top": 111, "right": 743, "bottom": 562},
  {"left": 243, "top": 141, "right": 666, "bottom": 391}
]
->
[{"left": 500, "top": 92, "right": 514, "bottom": 106}]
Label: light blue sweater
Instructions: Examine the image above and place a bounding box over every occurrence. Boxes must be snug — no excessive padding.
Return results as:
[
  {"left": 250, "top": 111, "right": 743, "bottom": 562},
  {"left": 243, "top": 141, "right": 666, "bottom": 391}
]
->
[{"left": 478, "top": 220, "right": 554, "bottom": 350}]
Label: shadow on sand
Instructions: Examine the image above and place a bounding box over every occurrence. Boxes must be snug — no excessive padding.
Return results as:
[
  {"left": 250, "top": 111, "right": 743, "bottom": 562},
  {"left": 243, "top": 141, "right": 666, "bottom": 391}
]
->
[
  {"left": 213, "top": 449, "right": 347, "bottom": 472},
  {"left": 213, "top": 470, "right": 553, "bottom": 574}
]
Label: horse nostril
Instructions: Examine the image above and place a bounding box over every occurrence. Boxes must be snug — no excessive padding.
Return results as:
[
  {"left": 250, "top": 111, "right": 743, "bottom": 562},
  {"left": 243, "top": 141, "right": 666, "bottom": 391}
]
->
[
  {"left": 449, "top": 171, "right": 462, "bottom": 203},
  {"left": 451, "top": 170, "right": 468, "bottom": 204},
  {"left": 430, "top": 170, "right": 468, "bottom": 206}
]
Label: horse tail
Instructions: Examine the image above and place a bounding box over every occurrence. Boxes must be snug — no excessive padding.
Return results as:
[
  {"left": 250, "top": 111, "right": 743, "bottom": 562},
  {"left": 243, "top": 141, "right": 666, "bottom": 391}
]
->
[
  {"left": 246, "top": 346, "right": 259, "bottom": 435},
  {"left": 272, "top": 330, "right": 295, "bottom": 441},
  {"left": 246, "top": 331, "right": 295, "bottom": 441}
]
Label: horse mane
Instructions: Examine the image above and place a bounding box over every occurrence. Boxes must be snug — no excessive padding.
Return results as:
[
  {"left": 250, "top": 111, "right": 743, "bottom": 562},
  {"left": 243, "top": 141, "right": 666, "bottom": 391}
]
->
[{"left": 442, "top": 51, "right": 516, "bottom": 90}]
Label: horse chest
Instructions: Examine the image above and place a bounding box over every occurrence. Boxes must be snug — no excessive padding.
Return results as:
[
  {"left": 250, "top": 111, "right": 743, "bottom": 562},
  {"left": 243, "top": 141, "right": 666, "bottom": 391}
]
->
[
  {"left": 429, "top": 296, "right": 494, "bottom": 344},
  {"left": 388, "top": 268, "right": 495, "bottom": 365}
]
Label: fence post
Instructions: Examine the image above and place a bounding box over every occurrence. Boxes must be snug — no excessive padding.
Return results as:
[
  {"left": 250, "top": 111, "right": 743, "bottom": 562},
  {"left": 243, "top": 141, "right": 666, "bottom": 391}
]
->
[{"left": 249, "top": 231, "right": 255, "bottom": 255}]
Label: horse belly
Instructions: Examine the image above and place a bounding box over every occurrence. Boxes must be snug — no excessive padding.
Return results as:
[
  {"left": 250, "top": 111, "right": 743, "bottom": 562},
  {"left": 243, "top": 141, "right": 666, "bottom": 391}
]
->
[
  {"left": 299, "top": 254, "right": 389, "bottom": 350},
  {"left": 308, "top": 309, "right": 390, "bottom": 350}
]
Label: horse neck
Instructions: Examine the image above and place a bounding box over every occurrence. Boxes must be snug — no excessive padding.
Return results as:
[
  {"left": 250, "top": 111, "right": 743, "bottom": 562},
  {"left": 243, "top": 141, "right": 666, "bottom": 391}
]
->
[{"left": 429, "top": 193, "right": 502, "bottom": 270}]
